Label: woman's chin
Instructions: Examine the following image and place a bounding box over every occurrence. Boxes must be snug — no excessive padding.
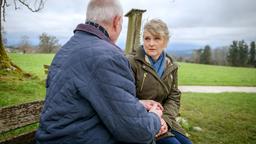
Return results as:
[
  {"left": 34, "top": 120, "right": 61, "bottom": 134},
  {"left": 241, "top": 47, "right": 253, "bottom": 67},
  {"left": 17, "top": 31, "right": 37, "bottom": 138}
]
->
[{"left": 147, "top": 52, "right": 157, "bottom": 57}]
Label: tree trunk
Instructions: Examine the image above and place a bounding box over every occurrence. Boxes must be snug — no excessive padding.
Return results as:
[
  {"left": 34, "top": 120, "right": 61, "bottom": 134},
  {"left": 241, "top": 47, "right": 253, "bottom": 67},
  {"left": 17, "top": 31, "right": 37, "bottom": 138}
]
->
[
  {"left": 0, "top": 32, "right": 10, "bottom": 69},
  {"left": 0, "top": 0, "right": 22, "bottom": 73},
  {"left": 0, "top": 33, "right": 22, "bottom": 72}
]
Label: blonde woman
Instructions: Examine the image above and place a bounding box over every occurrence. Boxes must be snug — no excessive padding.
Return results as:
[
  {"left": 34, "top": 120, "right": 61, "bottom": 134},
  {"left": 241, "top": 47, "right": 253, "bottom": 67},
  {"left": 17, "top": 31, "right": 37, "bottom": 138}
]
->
[{"left": 128, "top": 19, "right": 192, "bottom": 144}]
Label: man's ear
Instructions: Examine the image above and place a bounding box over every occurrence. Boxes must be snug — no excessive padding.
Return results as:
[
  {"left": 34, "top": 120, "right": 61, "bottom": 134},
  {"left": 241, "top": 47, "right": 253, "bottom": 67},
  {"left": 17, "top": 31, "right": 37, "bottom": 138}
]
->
[{"left": 113, "top": 15, "right": 121, "bottom": 32}]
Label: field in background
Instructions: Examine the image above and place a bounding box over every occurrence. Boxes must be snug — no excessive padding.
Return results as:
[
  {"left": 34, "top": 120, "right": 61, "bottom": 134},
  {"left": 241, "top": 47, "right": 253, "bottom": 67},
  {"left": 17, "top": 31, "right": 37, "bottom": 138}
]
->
[
  {"left": 9, "top": 53, "right": 54, "bottom": 78},
  {"left": 178, "top": 62, "right": 256, "bottom": 86},
  {"left": 1, "top": 53, "right": 256, "bottom": 143},
  {"left": 0, "top": 53, "right": 53, "bottom": 107},
  {"left": 1, "top": 90, "right": 255, "bottom": 144},
  {"left": 181, "top": 93, "right": 256, "bottom": 144},
  {"left": 8, "top": 53, "right": 256, "bottom": 86},
  {"left": 0, "top": 77, "right": 45, "bottom": 107}
]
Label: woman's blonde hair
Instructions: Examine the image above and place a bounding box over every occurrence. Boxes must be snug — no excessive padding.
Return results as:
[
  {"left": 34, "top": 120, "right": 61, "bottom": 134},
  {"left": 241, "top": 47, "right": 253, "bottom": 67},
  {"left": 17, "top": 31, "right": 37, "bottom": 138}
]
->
[{"left": 143, "top": 19, "right": 170, "bottom": 45}]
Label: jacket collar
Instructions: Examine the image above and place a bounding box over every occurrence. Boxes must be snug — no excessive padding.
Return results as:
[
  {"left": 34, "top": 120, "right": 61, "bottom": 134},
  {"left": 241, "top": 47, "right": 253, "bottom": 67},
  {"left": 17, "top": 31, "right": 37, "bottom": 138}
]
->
[
  {"left": 74, "top": 23, "right": 122, "bottom": 50},
  {"left": 74, "top": 23, "right": 112, "bottom": 43},
  {"left": 134, "top": 46, "right": 149, "bottom": 63},
  {"left": 134, "top": 46, "right": 179, "bottom": 79},
  {"left": 85, "top": 21, "right": 110, "bottom": 38}
]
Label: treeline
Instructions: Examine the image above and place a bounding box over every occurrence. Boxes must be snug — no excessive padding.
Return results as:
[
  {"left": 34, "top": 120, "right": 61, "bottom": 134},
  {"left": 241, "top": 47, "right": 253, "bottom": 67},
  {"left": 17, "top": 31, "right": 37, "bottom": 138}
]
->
[
  {"left": 6, "top": 33, "right": 61, "bottom": 54},
  {"left": 185, "top": 40, "right": 255, "bottom": 67},
  {"left": 228, "top": 41, "right": 255, "bottom": 67}
]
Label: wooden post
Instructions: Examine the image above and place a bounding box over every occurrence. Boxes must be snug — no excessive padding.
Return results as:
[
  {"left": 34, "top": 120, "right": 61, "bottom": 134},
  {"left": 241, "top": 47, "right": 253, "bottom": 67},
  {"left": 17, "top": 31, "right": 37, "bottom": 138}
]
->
[{"left": 125, "top": 9, "right": 146, "bottom": 54}]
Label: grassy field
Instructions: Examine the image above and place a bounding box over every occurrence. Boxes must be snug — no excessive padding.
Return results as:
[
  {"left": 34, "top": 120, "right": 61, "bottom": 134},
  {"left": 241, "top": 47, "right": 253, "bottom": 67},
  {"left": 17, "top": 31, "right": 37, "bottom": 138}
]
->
[
  {"left": 0, "top": 53, "right": 256, "bottom": 143},
  {"left": 7, "top": 53, "right": 256, "bottom": 86},
  {"left": 181, "top": 93, "right": 256, "bottom": 144},
  {"left": 8, "top": 53, "right": 54, "bottom": 78},
  {"left": 0, "top": 74, "right": 45, "bottom": 107},
  {"left": 1, "top": 90, "right": 255, "bottom": 144},
  {"left": 179, "top": 62, "right": 256, "bottom": 86}
]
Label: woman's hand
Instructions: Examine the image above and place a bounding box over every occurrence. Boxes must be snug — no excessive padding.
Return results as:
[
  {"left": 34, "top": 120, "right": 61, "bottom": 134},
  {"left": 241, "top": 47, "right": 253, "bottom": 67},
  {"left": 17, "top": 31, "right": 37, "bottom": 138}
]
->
[
  {"left": 149, "top": 103, "right": 163, "bottom": 118},
  {"left": 156, "top": 118, "right": 168, "bottom": 137},
  {"left": 139, "top": 100, "right": 163, "bottom": 111}
]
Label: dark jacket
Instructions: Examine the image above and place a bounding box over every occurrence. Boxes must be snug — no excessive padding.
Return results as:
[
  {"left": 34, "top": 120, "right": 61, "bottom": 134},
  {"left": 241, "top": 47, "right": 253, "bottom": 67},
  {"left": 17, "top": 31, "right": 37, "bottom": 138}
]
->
[
  {"left": 35, "top": 24, "right": 161, "bottom": 144},
  {"left": 127, "top": 47, "right": 186, "bottom": 138}
]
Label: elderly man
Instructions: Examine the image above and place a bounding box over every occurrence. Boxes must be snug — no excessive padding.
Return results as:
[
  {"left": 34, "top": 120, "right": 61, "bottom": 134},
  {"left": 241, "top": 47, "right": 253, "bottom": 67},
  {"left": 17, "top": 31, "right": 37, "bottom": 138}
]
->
[{"left": 35, "top": 0, "right": 162, "bottom": 143}]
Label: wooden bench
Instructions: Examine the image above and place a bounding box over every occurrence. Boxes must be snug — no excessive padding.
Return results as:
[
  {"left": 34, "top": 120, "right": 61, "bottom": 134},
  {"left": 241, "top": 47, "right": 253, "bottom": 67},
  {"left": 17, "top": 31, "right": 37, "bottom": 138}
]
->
[{"left": 0, "top": 101, "right": 44, "bottom": 144}]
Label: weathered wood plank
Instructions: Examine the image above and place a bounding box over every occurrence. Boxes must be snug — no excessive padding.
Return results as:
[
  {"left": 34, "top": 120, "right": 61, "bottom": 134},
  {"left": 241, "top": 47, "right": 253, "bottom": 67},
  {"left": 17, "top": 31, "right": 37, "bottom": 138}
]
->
[
  {"left": 0, "top": 131, "right": 36, "bottom": 144},
  {"left": 0, "top": 101, "right": 44, "bottom": 133}
]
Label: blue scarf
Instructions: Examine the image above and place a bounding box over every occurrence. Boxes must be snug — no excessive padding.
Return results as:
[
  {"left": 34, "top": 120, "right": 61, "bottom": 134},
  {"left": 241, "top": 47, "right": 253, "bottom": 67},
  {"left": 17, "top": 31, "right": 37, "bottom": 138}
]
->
[{"left": 147, "top": 52, "right": 166, "bottom": 78}]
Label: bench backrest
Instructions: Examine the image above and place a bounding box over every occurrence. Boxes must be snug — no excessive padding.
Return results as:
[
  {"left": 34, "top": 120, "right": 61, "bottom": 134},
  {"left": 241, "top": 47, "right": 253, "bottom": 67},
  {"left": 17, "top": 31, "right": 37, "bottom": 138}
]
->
[{"left": 0, "top": 101, "right": 44, "bottom": 144}]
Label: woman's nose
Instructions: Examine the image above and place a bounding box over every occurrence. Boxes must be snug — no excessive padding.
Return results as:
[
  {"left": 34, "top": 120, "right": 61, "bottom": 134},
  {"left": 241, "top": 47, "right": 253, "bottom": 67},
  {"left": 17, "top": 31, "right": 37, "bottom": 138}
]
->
[{"left": 149, "top": 40, "right": 155, "bottom": 46}]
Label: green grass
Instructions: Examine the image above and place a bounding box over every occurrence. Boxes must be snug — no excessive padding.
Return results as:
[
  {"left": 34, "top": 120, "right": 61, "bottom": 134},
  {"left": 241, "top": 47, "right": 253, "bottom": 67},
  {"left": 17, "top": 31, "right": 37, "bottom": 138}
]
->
[
  {"left": 0, "top": 124, "right": 38, "bottom": 141},
  {"left": 181, "top": 93, "right": 256, "bottom": 144},
  {"left": 0, "top": 80, "right": 45, "bottom": 107},
  {"left": 7, "top": 53, "right": 256, "bottom": 86},
  {"left": 1, "top": 91, "right": 255, "bottom": 144},
  {"left": 0, "top": 71, "right": 45, "bottom": 107},
  {"left": 178, "top": 62, "right": 256, "bottom": 86},
  {"left": 1, "top": 53, "right": 256, "bottom": 143},
  {"left": 8, "top": 53, "right": 54, "bottom": 78},
  {"left": 0, "top": 53, "right": 52, "bottom": 107}
]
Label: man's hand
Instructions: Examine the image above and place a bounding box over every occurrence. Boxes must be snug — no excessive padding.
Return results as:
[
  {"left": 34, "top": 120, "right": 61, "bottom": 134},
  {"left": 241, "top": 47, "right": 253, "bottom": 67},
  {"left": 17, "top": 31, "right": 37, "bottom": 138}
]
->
[
  {"left": 139, "top": 100, "right": 163, "bottom": 111},
  {"left": 156, "top": 118, "right": 168, "bottom": 137},
  {"left": 140, "top": 100, "right": 165, "bottom": 135}
]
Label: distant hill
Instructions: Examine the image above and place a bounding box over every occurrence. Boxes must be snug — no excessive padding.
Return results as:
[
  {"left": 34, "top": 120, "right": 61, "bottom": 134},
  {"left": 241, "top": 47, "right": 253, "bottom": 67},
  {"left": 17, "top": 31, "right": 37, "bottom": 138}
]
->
[
  {"left": 166, "top": 42, "right": 202, "bottom": 57},
  {"left": 167, "top": 49, "right": 193, "bottom": 57}
]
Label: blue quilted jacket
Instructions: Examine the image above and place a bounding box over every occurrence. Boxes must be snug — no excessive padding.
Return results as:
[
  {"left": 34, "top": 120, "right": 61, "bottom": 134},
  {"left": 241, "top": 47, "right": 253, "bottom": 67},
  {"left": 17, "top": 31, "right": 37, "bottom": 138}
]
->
[{"left": 35, "top": 24, "right": 160, "bottom": 144}]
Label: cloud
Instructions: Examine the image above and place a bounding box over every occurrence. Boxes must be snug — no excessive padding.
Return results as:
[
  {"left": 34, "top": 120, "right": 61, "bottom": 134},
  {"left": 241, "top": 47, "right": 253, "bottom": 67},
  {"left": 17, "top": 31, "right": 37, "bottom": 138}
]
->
[{"left": 4, "top": 0, "right": 256, "bottom": 49}]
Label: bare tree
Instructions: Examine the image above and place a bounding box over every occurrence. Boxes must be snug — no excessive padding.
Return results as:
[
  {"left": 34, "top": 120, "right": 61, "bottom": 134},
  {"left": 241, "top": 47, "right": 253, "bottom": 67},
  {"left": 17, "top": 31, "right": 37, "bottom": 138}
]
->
[
  {"left": 212, "top": 46, "right": 229, "bottom": 65},
  {"left": 192, "top": 49, "right": 202, "bottom": 63},
  {"left": 38, "top": 33, "right": 61, "bottom": 53},
  {"left": 18, "top": 35, "right": 33, "bottom": 53},
  {"left": 0, "top": 0, "right": 45, "bottom": 72}
]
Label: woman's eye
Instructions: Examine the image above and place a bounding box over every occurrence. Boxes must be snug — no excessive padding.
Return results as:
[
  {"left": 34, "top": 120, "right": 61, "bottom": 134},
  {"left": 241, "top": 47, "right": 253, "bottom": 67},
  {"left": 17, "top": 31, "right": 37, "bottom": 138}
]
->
[{"left": 144, "top": 37, "right": 150, "bottom": 40}]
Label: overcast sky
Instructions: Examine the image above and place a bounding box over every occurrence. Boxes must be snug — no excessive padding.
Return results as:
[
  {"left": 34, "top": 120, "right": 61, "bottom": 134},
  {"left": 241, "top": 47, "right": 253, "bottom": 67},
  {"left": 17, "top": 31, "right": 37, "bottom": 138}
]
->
[{"left": 4, "top": 0, "right": 256, "bottom": 50}]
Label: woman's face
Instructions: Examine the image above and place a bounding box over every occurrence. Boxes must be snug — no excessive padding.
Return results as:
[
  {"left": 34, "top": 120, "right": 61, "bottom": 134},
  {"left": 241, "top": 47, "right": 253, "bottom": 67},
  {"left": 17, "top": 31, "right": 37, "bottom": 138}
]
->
[{"left": 143, "top": 31, "right": 167, "bottom": 61}]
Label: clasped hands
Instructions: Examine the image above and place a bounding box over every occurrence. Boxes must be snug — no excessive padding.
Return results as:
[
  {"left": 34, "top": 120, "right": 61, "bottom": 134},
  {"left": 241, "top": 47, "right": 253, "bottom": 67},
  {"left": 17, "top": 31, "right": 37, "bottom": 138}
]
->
[{"left": 139, "top": 100, "right": 168, "bottom": 137}]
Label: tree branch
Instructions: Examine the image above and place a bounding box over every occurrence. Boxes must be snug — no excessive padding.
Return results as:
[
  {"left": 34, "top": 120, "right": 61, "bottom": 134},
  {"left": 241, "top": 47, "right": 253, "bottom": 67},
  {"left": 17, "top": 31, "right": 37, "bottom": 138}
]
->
[
  {"left": 2, "top": 0, "right": 9, "bottom": 21},
  {"left": 17, "top": 0, "right": 45, "bottom": 12},
  {"left": 13, "top": 0, "right": 20, "bottom": 10}
]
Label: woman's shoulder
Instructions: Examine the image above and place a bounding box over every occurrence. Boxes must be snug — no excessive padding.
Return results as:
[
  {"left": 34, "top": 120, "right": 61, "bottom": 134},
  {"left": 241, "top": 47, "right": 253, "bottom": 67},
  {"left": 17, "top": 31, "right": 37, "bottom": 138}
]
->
[
  {"left": 125, "top": 53, "right": 135, "bottom": 60},
  {"left": 126, "top": 52, "right": 139, "bottom": 64},
  {"left": 165, "top": 53, "right": 179, "bottom": 68},
  {"left": 125, "top": 57, "right": 136, "bottom": 74}
]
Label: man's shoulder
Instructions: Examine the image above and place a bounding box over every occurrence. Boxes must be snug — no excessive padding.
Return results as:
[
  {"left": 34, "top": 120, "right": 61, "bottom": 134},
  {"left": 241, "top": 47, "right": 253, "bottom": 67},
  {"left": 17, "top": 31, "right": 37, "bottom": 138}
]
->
[
  {"left": 66, "top": 32, "right": 126, "bottom": 66},
  {"left": 87, "top": 41, "right": 127, "bottom": 66},
  {"left": 74, "top": 30, "right": 116, "bottom": 51}
]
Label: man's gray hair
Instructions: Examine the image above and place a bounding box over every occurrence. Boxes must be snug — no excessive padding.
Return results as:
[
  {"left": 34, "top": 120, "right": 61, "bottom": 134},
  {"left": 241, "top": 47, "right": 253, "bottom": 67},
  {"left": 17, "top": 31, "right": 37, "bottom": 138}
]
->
[{"left": 86, "top": 0, "right": 123, "bottom": 24}]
